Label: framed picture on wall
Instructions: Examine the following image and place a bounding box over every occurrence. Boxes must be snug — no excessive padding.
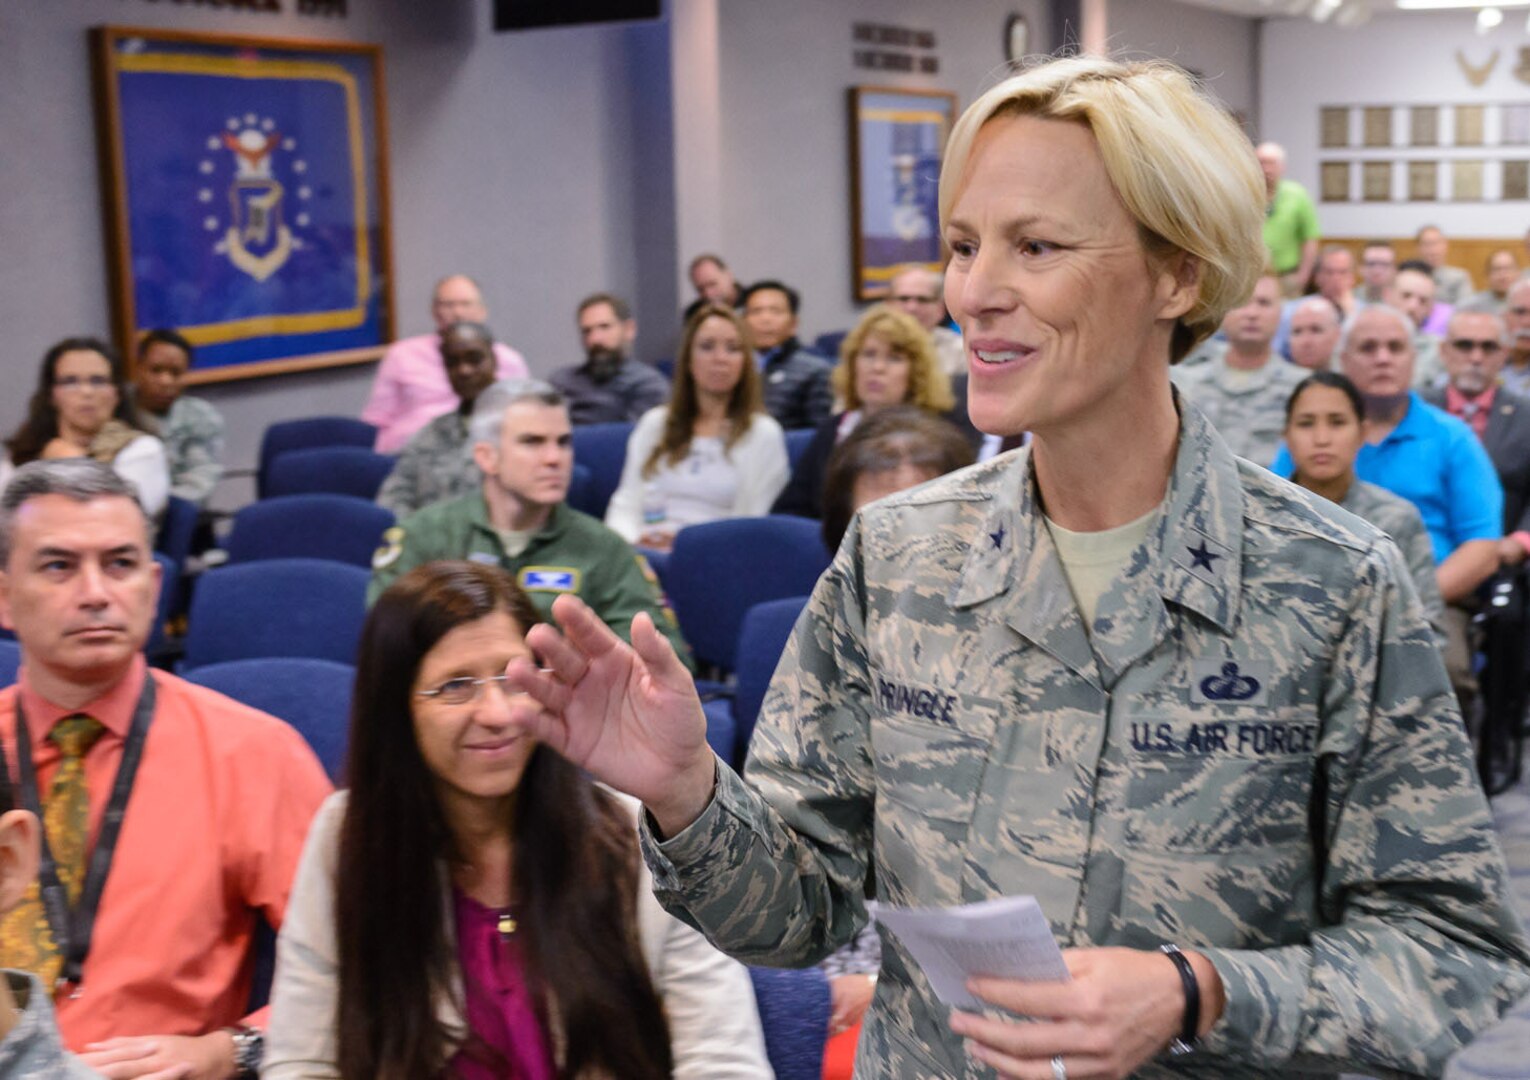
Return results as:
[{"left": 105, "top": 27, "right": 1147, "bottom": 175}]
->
[
  {"left": 1408, "top": 160, "right": 1439, "bottom": 201},
  {"left": 1409, "top": 105, "right": 1438, "bottom": 147},
  {"left": 1504, "top": 104, "right": 1530, "bottom": 146},
  {"left": 848, "top": 86, "right": 957, "bottom": 301},
  {"left": 1363, "top": 106, "right": 1393, "bottom": 147},
  {"left": 1452, "top": 159, "right": 1484, "bottom": 201},
  {"left": 1320, "top": 107, "right": 1349, "bottom": 148},
  {"left": 1362, "top": 161, "right": 1392, "bottom": 202},
  {"left": 92, "top": 26, "right": 395, "bottom": 384},
  {"left": 1504, "top": 161, "right": 1529, "bottom": 201},
  {"left": 1454, "top": 104, "right": 1485, "bottom": 147}
]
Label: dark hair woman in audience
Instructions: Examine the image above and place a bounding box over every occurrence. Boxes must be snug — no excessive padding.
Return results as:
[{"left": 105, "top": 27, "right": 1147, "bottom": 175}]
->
[
  {"left": 773, "top": 304, "right": 958, "bottom": 518},
  {"left": 1284, "top": 370, "right": 1444, "bottom": 630},
  {"left": 820, "top": 404, "right": 976, "bottom": 550},
  {"left": 605, "top": 304, "right": 789, "bottom": 552},
  {"left": 263, "top": 562, "right": 770, "bottom": 1079},
  {"left": 0, "top": 337, "right": 169, "bottom": 516}
]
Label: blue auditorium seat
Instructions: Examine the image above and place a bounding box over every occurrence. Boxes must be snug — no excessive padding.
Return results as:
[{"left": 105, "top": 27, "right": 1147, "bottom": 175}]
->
[
  {"left": 257, "top": 416, "right": 377, "bottom": 498},
  {"left": 748, "top": 966, "right": 831, "bottom": 1080},
  {"left": 224, "top": 495, "right": 394, "bottom": 569},
  {"left": 568, "top": 421, "right": 634, "bottom": 519},
  {"left": 182, "top": 558, "right": 369, "bottom": 671},
  {"left": 264, "top": 446, "right": 396, "bottom": 501},
  {"left": 185, "top": 657, "right": 354, "bottom": 782}
]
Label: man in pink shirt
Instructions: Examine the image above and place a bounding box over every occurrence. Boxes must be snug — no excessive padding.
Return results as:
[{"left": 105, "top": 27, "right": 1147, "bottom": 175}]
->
[
  {"left": 0, "top": 458, "right": 332, "bottom": 1078},
  {"left": 361, "top": 275, "right": 529, "bottom": 452}
]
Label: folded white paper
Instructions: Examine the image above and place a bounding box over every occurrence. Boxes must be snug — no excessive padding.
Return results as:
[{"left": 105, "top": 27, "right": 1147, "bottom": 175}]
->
[{"left": 868, "top": 895, "right": 1070, "bottom": 1011}]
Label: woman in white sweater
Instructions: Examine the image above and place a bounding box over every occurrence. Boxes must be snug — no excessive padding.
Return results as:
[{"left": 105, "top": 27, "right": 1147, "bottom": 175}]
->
[
  {"left": 604, "top": 305, "right": 789, "bottom": 550},
  {"left": 0, "top": 337, "right": 169, "bottom": 517}
]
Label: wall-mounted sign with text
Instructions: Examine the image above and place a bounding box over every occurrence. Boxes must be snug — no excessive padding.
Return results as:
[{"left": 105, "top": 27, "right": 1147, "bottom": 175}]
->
[{"left": 852, "top": 23, "right": 938, "bottom": 75}]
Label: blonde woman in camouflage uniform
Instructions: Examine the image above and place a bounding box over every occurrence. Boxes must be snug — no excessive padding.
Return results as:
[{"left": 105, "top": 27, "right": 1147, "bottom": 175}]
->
[{"left": 505, "top": 58, "right": 1530, "bottom": 1079}]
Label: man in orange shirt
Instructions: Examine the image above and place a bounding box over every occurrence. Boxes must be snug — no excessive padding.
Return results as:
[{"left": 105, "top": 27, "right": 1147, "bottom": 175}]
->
[{"left": 0, "top": 458, "right": 332, "bottom": 1079}]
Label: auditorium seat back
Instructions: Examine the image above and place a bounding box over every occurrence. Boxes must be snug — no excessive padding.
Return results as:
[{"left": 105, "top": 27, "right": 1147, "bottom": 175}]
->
[
  {"left": 182, "top": 558, "right": 369, "bottom": 670},
  {"left": 264, "top": 446, "right": 396, "bottom": 501},
  {"left": 568, "top": 421, "right": 634, "bottom": 519},
  {"left": 224, "top": 495, "right": 394, "bottom": 569},
  {"left": 256, "top": 417, "right": 377, "bottom": 498},
  {"left": 185, "top": 657, "right": 354, "bottom": 782}
]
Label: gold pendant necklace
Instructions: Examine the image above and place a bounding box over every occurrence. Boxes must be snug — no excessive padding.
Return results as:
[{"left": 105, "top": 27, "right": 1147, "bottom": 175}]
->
[{"left": 497, "top": 910, "right": 517, "bottom": 939}]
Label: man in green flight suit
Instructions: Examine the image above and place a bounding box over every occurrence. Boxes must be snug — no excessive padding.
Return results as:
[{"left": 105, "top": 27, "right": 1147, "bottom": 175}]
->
[{"left": 369, "top": 378, "right": 692, "bottom": 669}]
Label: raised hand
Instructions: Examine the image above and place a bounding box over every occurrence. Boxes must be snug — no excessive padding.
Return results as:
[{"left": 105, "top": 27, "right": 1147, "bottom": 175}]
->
[{"left": 505, "top": 593, "right": 718, "bottom": 834}]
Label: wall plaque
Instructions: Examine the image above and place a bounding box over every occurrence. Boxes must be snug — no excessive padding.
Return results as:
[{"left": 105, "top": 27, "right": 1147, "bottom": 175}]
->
[
  {"left": 1504, "top": 160, "right": 1529, "bottom": 200},
  {"left": 1408, "top": 160, "right": 1438, "bottom": 201},
  {"left": 1410, "top": 106, "right": 1438, "bottom": 147},
  {"left": 1364, "top": 106, "right": 1392, "bottom": 147},
  {"left": 1452, "top": 159, "right": 1484, "bottom": 200},
  {"left": 1363, "top": 161, "right": 1392, "bottom": 202},
  {"left": 1455, "top": 104, "right": 1485, "bottom": 146},
  {"left": 1321, "top": 161, "right": 1351, "bottom": 202},
  {"left": 1504, "top": 104, "right": 1530, "bottom": 145},
  {"left": 1320, "top": 107, "right": 1349, "bottom": 148}
]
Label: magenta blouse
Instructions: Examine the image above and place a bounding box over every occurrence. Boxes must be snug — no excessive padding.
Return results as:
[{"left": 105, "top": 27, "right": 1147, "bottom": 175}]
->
[{"left": 447, "top": 889, "right": 557, "bottom": 1080}]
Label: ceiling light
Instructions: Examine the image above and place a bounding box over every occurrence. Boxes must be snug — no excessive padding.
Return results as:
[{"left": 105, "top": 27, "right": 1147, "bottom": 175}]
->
[
  {"left": 1478, "top": 6, "right": 1504, "bottom": 30},
  {"left": 1397, "top": 0, "right": 1530, "bottom": 9},
  {"left": 1311, "top": 0, "right": 1341, "bottom": 21}
]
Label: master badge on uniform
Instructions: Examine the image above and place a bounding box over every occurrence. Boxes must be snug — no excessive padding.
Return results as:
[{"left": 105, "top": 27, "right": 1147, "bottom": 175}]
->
[
  {"left": 372, "top": 526, "right": 405, "bottom": 570},
  {"left": 518, "top": 567, "right": 580, "bottom": 593},
  {"left": 1189, "top": 660, "right": 1269, "bottom": 706}
]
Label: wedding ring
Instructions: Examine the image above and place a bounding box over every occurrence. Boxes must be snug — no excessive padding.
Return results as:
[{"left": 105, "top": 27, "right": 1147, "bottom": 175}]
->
[{"left": 1051, "top": 1054, "right": 1067, "bottom": 1080}]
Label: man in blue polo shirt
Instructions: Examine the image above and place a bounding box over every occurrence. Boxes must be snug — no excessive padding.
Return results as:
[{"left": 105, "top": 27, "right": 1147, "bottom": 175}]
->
[{"left": 1274, "top": 304, "right": 1502, "bottom": 714}]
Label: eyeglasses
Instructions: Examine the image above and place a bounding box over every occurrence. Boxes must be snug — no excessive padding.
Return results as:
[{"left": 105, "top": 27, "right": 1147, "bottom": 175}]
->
[
  {"left": 1362, "top": 258, "right": 1395, "bottom": 268},
  {"left": 1449, "top": 339, "right": 1504, "bottom": 355},
  {"left": 416, "top": 674, "right": 514, "bottom": 706},
  {"left": 890, "top": 294, "right": 939, "bottom": 305},
  {"left": 53, "top": 376, "right": 113, "bottom": 391}
]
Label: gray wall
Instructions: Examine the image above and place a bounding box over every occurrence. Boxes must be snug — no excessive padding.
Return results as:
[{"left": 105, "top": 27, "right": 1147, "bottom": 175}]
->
[{"left": 0, "top": 0, "right": 1258, "bottom": 504}]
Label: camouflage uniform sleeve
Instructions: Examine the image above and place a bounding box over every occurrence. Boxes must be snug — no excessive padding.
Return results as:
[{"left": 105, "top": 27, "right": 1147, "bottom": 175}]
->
[
  {"left": 641, "top": 523, "right": 874, "bottom": 965},
  {"left": 1196, "top": 538, "right": 1530, "bottom": 1075},
  {"left": 168, "top": 399, "right": 225, "bottom": 505},
  {"left": 374, "top": 443, "right": 421, "bottom": 518}
]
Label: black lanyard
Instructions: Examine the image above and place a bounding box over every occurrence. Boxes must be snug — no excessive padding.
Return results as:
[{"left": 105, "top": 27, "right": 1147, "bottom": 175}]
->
[{"left": 0, "top": 676, "right": 155, "bottom": 991}]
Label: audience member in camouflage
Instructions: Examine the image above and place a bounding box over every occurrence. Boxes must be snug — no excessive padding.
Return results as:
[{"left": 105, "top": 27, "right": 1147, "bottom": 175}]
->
[
  {"left": 1173, "top": 269, "right": 1306, "bottom": 467},
  {"left": 502, "top": 58, "right": 1530, "bottom": 1079},
  {"left": 375, "top": 321, "right": 498, "bottom": 517},
  {"left": 129, "top": 328, "right": 225, "bottom": 506}
]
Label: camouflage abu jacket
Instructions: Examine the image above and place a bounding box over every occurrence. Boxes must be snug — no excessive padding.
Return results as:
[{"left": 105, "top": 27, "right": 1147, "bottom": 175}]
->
[{"left": 642, "top": 398, "right": 1530, "bottom": 1079}]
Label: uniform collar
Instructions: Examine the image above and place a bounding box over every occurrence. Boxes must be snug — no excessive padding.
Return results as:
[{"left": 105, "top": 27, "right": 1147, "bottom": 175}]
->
[
  {"left": 952, "top": 394, "right": 1244, "bottom": 687},
  {"left": 17, "top": 654, "right": 147, "bottom": 744},
  {"left": 467, "top": 495, "right": 567, "bottom": 546},
  {"left": 1209, "top": 353, "right": 1285, "bottom": 393}
]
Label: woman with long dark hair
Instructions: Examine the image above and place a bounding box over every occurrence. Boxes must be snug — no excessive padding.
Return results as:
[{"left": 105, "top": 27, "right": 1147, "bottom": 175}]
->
[
  {"left": 604, "top": 304, "right": 789, "bottom": 551},
  {"left": 263, "top": 561, "right": 770, "bottom": 1079},
  {"left": 0, "top": 337, "right": 169, "bottom": 516}
]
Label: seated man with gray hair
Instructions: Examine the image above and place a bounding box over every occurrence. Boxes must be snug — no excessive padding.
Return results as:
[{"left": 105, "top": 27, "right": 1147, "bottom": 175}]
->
[{"left": 369, "top": 378, "right": 692, "bottom": 667}]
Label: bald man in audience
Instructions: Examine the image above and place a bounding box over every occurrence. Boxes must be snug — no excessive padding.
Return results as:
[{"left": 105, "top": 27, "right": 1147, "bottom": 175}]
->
[
  {"left": 1471, "top": 249, "right": 1520, "bottom": 315},
  {"left": 1394, "top": 262, "right": 1446, "bottom": 388},
  {"left": 1275, "top": 246, "right": 1357, "bottom": 359},
  {"left": 1359, "top": 240, "right": 1398, "bottom": 305},
  {"left": 684, "top": 254, "right": 745, "bottom": 324},
  {"left": 361, "top": 275, "right": 529, "bottom": 453},
  {"left": 1418, "top": 225, "right": 1474, "bottom": 307},
  {"left": 1172, "top": 268, "right": 1304, "bottom": 464},
  {"left": 1503, "top": 279, "right": 1530, "bottom": 397},
  {"left": 1288, "top": 296, "right": 1342, "bottom": 371},
  {"left": 886, "top": 265, "right": 965, "bottom": 377}
]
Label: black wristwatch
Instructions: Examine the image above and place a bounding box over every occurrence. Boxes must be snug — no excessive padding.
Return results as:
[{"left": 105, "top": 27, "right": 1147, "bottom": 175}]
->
[
  {"left": 226, "top": 1025, "right": 264, "bottom": 1078},
  {"left": 1159, "top": 944, "right": 1201, "bottom": 1054}
]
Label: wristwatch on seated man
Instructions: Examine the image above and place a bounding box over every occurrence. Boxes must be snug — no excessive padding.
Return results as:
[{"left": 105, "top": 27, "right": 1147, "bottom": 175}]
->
[{"left": 226, "top": 1026, "right": 264, "bottom": 1078}]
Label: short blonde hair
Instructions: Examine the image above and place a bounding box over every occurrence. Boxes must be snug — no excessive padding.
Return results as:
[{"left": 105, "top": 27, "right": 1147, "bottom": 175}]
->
[
  {"left": 939, "top": 57, "right": 1265, "bottom": 363},
  {"left": 833, "top": 305, "right": 955, "bottom": 413}
]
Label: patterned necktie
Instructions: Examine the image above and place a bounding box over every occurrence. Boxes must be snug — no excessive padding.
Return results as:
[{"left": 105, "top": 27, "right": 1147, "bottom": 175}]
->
[{"left": 0, "top": 713, "right": 105, "bottom": 987}]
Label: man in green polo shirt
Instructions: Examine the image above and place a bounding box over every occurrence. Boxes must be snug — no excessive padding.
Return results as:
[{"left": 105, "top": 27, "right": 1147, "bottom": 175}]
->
[
  {"left": 1257, "top": 141, "right": 1321, "bottom": 297},
  {"left": 369, "top": 378, "right": 693, "bottom": 669}
]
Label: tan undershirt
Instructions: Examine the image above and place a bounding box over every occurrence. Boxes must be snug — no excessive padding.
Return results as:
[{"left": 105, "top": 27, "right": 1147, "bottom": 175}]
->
[
  {"left": 1043, "top": 505, "right": 1160, "bottom": 628},
  {"left": 494, "top": 527, "right": 536, "bottom": 558}
]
